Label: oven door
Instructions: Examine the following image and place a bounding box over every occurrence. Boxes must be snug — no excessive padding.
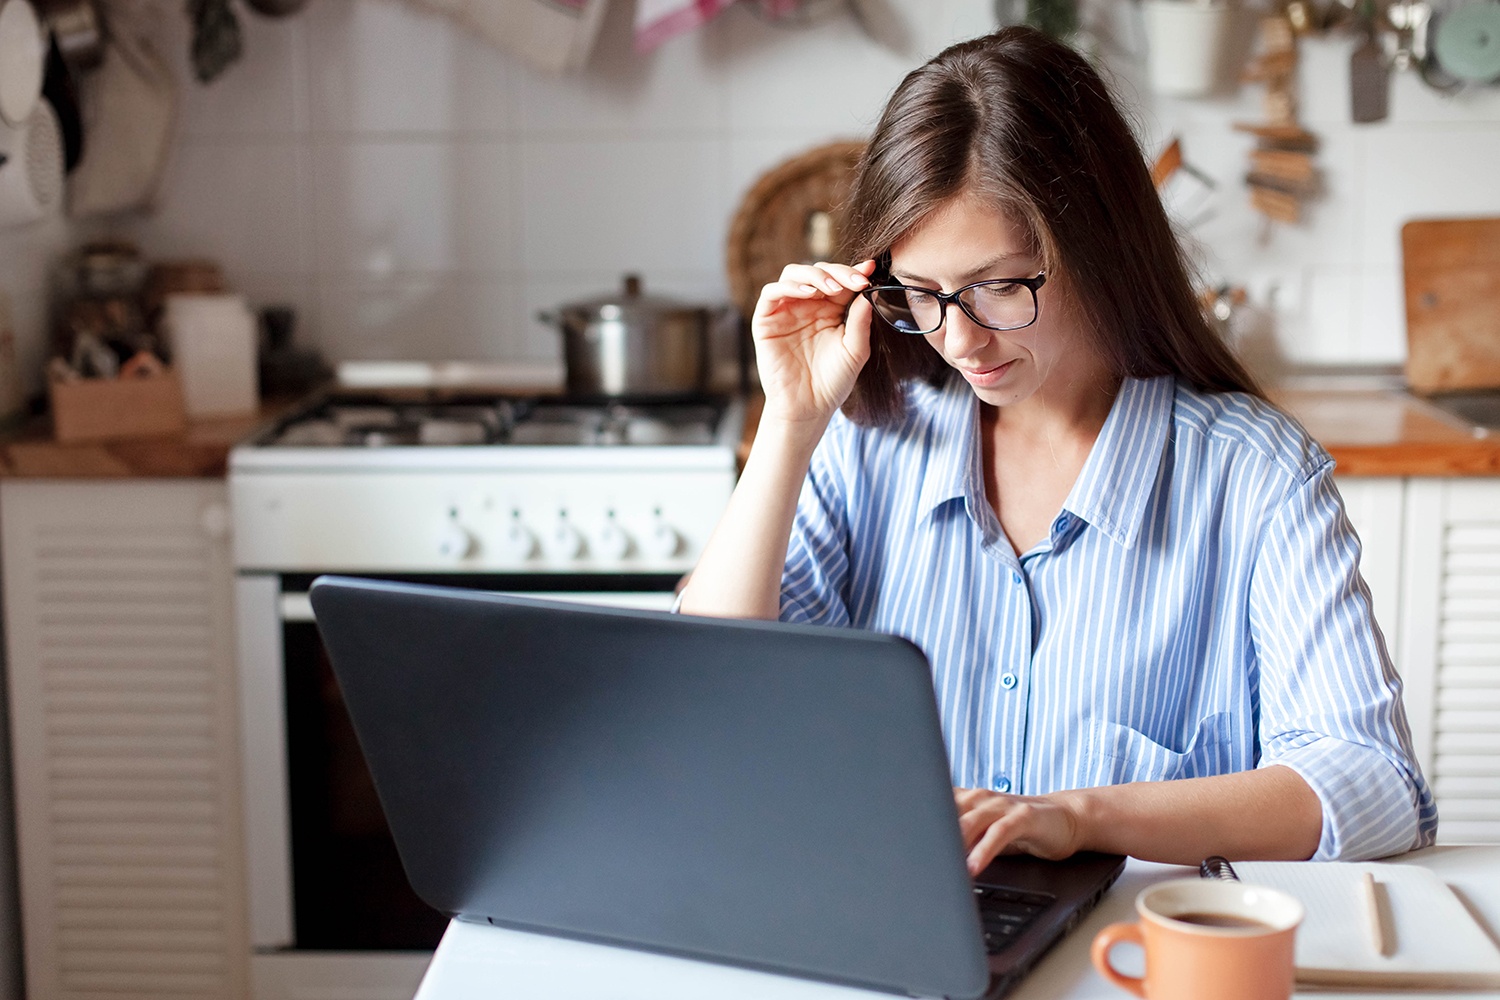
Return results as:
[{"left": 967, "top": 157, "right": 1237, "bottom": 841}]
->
[{"left": 236, "top": 571, "right": 680, "bottom": 952}]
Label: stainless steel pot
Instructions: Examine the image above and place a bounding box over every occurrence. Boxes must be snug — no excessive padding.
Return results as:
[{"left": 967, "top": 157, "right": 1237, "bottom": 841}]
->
[{"left": 542, "top": 275, "right": 711, "bottom": 398}]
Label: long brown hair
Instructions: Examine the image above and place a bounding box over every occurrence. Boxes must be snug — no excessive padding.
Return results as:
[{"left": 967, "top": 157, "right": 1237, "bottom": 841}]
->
[{"left": 841, "top": 26, "right": 1263, "bottom": 426}]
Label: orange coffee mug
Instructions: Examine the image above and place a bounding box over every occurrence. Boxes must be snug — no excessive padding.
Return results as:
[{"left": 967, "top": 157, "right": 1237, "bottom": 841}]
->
[{"left": 1091, "top": 878, "right": 1304, "bottom": 1000}]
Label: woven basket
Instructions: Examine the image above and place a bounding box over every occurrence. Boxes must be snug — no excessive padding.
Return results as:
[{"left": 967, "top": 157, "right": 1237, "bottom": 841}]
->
[{"left": 725, "top": 140, "right": 867, "bottom": 319}]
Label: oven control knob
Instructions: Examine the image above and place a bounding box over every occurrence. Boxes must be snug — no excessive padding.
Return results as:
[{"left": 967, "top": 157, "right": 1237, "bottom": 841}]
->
[
  {"left": 595, "top": 513, "right": 633, "bottom": 560},
  {"left": 502, "top": 513, "right": 538, "bottom": 561},
  {"left": 547, "top": 513, "right": 587, "bottom": 560},
  {"left": 645, "top": 517, "right": 682, "bottom": 560},
  {"left": 437, "top": 519, "right": 477, "bottom": 561}
]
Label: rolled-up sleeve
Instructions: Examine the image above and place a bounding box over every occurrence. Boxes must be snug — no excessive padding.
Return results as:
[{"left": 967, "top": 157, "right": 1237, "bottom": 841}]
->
[
  {"left": 1249, "top": 462, "right": 1438, "bottom": 860},
  {"left": 780, "top": 423, "right": 854, "bottom": 627}
]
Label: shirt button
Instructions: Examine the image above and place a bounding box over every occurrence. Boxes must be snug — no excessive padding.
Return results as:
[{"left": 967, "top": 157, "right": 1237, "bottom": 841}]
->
[
  {"left": 1000, "top": 672, "right": 1017, "bottom": 690},
  {"left": 996, "top": 777, "right": 1013, "bottom": 793},
  {"left": 1010, "top": 571, "right": 1023, "bottom": 585}
]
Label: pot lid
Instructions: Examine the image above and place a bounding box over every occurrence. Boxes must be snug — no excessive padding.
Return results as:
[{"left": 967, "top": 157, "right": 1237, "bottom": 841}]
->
[{"left": 558, "top": 274, "right": 704, "bottom": 319}]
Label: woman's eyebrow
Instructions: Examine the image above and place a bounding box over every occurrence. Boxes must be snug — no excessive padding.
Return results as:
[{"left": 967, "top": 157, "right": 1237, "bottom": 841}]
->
[{"left": 891, "top": 252, "right": 1032, "bottom": 286}]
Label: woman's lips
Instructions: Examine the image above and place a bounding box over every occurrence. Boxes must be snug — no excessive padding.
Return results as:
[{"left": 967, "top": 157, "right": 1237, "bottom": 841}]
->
[{"left": 959, "top": 360, "right": 1014, "bottom": 386}]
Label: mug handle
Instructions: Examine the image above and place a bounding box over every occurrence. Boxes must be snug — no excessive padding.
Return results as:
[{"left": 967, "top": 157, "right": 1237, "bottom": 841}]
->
[{"left": 1091, "top": 921, "right": 1147, "bottom": 998}]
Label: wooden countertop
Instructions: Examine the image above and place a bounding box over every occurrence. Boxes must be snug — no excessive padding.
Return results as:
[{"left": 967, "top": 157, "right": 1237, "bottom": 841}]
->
[
  {"left": 739, "top": 387, "right": 1500, "bottom": 478},
  {"left": 1273, "top": 387, "right": 1500, "bottom": 476},
  {"left": 4, "top": 383, "right": 1498, "bottom": 480},
  {"left": 0, "top": 404, "right": 290, "bottom": 479}
]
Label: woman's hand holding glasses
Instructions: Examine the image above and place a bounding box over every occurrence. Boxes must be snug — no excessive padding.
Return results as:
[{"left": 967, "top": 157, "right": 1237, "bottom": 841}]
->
[{"left": 751, "top": 259, "right": 877, "bottom": 428}]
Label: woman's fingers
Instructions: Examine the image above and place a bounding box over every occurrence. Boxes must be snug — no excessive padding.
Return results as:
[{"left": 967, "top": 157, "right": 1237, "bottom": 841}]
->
[
  {"left": 746, "top": 258, "right": 880, "bottom": 420},
  {"left": 955, "top": 789, "right": 1010, "bottom": 847},
  {"left": 957, "top": 792, "right": 1082, "bottom": 872},
  {"left": 777, "top": 261, "right": 872, "bottom": 296},
  {"left": 953, "top": 786, "right": 990, "bottom": 809},
  {"left": 969, "top": 813, "right": 1025, "bottom": 874},
  {"left": 814, "top": 260, "right": 873, "bottom": 291},
  {"left": 761, "top": 279, "right": 828, "bottom": 302},
  {"left": 758, "top": 259, "right": 879, "bottom": 319},
  {"left": 753, "top": 280, "right": 835, "bottom": 324},
  {"left": 842, "top": 293, "right": 873, "bottom": 365}
]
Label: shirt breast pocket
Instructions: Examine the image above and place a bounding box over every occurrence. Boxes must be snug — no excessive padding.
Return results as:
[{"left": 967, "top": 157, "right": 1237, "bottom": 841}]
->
[{"left": 1088, "top": 712, "right": 1236, "bottom": 786}]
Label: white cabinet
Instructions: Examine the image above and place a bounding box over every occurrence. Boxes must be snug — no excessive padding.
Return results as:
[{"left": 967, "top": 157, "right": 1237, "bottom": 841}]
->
[
  {"left": 0, "top": 480, "right": 249, "bottom": 1000},
  {"left": 1397, "top": 479, "right": 1500, "bottom": 844},
  {"left": 1337, "top": 476, "right": 1500, "bottom": 844},
  {"left": 0, "top": 468, "right": 1489, "bottom": 1000}
]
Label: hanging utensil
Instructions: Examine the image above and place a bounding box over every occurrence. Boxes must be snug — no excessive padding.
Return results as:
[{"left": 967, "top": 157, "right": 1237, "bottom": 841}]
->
[
  {"left": 1384, "top": 0, "right": 1418, "bottom": 70},
  {"left": 1399, "top": 0, "right": 1467, "bottom": 91},
  {"left": 1351, "top": 0, "right": 1390, "bottom": 122},
  {"left": 36, "top": 0, "right": 102, "bottom": 72},
  {"left": 1418, "top": 7, "right": 1468, "bottom": 91},
  {"left": 244, "top": 0, "right": 307, "bottom": 16},
  {"left": 1432, "top": 0, "right": 1500, "bottom": 83},
  {"left": 39, "top": 35, "right": 80, "bottom": 170},
  {"left": 1319, "top": 0, "right": 1358, "bottom": 32},
  {"left": 0, "top": 0, "right": 45, "bottom": 126},
  {"left": 187, "top": 0, "right": 242, "bottom": 83},
  {"left": 0, "top": 99, "right": 62, "bottom": 226}
]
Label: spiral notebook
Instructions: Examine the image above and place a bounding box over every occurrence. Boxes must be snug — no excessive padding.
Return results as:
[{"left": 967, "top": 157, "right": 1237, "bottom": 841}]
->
[{"left": 1233, "top": 861, "right": 1500, "bottom": 989}]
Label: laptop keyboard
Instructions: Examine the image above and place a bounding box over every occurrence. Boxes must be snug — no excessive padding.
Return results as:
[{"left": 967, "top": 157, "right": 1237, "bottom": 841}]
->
[{"left": 973, "top": 885, "right": 1054, "bottom": 954}]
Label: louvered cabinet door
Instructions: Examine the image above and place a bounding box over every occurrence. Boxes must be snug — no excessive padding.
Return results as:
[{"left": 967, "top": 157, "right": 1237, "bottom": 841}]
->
[
  {"left": 0, "top": 480, "right": 249, "bottom": 1000},
  {"left": 1400, "top": 479, "right": 1500, "bottom": 844}
]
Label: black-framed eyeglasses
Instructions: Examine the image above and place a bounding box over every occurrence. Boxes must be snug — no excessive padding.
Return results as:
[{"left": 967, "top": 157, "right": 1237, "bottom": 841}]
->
[{"left": 860, "top": 272, "right": 1047, "bottom": 335}]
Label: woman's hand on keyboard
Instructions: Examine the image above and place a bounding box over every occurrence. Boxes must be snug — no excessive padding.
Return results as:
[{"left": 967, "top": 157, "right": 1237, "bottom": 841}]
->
[{"left": 954, "top": 787, "right": 1084, "bottom": 875}]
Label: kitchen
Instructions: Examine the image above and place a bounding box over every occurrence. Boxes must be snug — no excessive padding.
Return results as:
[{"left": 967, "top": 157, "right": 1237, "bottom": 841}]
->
[{"left": 0, "top": 0, "right": 1498, "bottom": 998}]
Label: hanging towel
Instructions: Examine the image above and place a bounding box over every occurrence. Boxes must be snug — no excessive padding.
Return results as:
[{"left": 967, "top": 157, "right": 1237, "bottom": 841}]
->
[
  {"left": 406, "top": 0, "right": 609, "bottom": 74},
  {"left": 634, "top": 0, "right": 804, "bottom": 53}
]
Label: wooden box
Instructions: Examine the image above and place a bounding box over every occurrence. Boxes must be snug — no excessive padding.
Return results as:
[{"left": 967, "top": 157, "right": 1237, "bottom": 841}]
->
[{"left": 50, "top": 371, "right": 189, "bottom": 443}]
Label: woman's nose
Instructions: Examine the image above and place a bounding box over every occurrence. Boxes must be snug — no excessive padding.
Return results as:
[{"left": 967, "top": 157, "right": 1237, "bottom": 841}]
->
[{"left": 941, "top": 302, "right": 992, "bottom": 358}]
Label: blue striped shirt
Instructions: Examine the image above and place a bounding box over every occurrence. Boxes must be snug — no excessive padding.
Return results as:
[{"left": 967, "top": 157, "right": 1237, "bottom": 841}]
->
[{"left": 781, "top": 374, "right": 1437, "bottom": 861}]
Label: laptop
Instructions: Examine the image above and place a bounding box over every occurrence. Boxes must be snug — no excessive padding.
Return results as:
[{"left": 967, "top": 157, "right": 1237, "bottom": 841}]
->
[{"left": 308, "top": 576, "right": 1124, "bottom": 999}]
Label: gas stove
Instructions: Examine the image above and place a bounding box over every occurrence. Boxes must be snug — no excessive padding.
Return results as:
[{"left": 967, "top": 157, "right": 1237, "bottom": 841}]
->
[
  {"left": 230, "top": 365, "right": 747, "bottom": 996},
  {"left": 230, "top": 368, "right": 743, "bottom": 575},
  {"left": 250, "top": 393, "right": 730, "bottom": 450}
]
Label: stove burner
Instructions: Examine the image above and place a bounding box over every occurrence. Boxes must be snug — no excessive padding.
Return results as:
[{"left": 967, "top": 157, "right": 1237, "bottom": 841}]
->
[
  {"left": 259, "top": 394, "right": 726, "bottom": 449},
  {"left": 419, "top": 420, "right": 491, "bottom": 446},
  {"left": 508, "top": 403, "right": 721, "bottom": 447},
  {"left": 352, "top": 424, "right": 421, "bottom": 447}
]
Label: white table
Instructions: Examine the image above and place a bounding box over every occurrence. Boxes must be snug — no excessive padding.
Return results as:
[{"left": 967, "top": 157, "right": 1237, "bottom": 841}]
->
[{"left": 413, "top": 845, "right": 1500, "bottom": 1000}]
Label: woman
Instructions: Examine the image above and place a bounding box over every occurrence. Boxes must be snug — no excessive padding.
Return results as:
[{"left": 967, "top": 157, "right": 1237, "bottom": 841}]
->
[{"left": 679, "top": 27, "right": 1435, "bottom": 871}]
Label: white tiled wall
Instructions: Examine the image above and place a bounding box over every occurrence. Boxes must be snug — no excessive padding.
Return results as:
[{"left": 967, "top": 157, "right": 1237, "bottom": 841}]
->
[
  {"left": 63, "top": 0, "right": 1499, "bottom": 375},
  {"left": 1136, "top": 28, "right": 1500, "bottom": 368}
]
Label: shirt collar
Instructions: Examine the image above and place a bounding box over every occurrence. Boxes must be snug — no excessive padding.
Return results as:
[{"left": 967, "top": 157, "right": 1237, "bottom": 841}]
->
[
  {"left": 1062, "top": 375, "right": 1175, "bottom": 549},
  {"left": 916, "top": 378, "right": 981, "bottom": 521},
  {"left": 913, "top": 374, "right": 1175, "bottom": 544}
]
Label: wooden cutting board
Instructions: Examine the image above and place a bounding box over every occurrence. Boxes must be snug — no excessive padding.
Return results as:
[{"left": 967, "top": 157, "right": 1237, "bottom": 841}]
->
[{"left": 1403, "top": 217, "right": 1500, "bottom": 394}]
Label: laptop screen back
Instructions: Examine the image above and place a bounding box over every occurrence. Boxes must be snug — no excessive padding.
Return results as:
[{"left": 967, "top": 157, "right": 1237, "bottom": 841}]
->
[{"left": 309, "top": 576, "right": 991, "bottom": 999}]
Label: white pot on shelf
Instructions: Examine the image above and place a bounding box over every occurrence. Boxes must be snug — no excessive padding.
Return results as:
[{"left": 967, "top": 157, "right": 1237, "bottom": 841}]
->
[{"left": 1143, "top": 0, "right": 1232, "bottom": 97}]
